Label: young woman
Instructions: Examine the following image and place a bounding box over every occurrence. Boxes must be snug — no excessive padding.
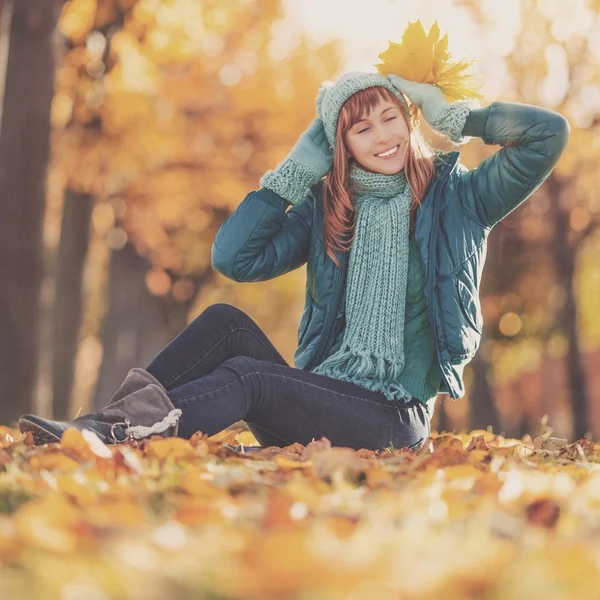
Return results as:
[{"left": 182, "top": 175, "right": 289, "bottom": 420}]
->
[{"left": 18, "top": 71, "right": 570, "bottom": 452}]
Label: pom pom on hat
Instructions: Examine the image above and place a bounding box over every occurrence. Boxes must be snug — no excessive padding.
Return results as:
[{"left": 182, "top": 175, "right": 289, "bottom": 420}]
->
[
  {"left": 315, "top": 81, "right": 333, "bottom": 119},
  {"left": 315, "top": 71, "right": 410, "bottom": 150}
]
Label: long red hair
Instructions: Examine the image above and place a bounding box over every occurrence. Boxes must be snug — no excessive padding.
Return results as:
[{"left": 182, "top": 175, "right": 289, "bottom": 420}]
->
[{"left": 322, "top": 86, "right": 437, "bottom": 270}]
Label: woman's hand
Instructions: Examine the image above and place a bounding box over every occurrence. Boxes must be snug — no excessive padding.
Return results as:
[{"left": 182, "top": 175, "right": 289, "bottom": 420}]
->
[
  {"left": 287, "top": 117, "right": 333, "bottom": 181},
  {"left": 387, "top": 74, "right": 450, "bottom": 127},
  {"left": 259, "top": 117, "right": 333, "bottom": 205}
]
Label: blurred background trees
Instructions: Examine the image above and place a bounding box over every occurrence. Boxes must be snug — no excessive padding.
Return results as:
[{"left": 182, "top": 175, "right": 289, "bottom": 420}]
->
[
  {"left": 0, "top": 0, "right": 342, "bottom": 426},
  {"left": 0, "top": 0, "right": 63, "bottom": 426},
  {"left": 0, "top": 0, "right": 599, "bottom": 443},
  {"left": 449, "top": 0, "right": 600, "bottom": 440}
]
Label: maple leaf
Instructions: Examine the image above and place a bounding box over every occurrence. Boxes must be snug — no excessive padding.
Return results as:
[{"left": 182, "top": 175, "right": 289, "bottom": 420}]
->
[{"left": 375, "top": 19, "right": 485, "bottom": 104}]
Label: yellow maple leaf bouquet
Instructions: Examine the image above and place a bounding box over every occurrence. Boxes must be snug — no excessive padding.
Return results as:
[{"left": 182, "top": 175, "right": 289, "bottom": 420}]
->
[{"left": 375, "top": 20, "right": 484, "bottom": 143}]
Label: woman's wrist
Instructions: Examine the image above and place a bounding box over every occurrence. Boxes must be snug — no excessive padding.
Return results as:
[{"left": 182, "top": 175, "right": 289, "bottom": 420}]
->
[
  {"left": 429, "top": 100, "right": 479, "bottom": 145},
  {"left": 259, "top": 157, "right": 318, "bottom": 205}
]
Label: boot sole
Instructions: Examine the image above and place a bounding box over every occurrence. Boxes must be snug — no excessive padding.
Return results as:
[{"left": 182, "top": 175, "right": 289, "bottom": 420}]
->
[{"left": 18, "top": 418, "right": 62, "bottom": 445}]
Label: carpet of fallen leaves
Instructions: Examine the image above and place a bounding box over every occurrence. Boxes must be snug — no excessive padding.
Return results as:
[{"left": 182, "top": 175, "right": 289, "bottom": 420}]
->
[{"left": 2, "top": 423, "right": 600, "bottom": 600}]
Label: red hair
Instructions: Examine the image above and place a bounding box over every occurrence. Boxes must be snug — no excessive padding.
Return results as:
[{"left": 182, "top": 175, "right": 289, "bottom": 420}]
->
[{"left": 322, "top": 86, "right": 437, "bottom": 270}]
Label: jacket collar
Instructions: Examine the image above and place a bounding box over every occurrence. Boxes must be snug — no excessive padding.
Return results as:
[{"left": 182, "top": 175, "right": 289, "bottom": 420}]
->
[{"left": 435, "top": 150, "right": 461, "bottom": 178}]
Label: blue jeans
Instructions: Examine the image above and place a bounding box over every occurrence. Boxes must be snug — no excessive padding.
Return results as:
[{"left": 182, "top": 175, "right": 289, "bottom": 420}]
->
[{"left": 145, "top": 303, "right": 431, "bottom": 452}]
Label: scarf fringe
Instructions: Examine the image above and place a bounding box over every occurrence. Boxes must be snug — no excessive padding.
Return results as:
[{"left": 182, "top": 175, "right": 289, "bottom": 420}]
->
[{"left": 312, "top": 344, "right": 412, "bottom": 403}]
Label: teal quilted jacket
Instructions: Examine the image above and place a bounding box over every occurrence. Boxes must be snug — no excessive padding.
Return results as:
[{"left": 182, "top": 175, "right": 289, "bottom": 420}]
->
[{"left": 211, "top": 101, "right": 570, "bottom": 399}]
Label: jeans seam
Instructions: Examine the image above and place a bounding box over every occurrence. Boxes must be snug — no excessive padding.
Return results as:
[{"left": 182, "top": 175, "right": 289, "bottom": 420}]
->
[
  {"left": 170, "top": 373, "right": 256, "bottom": 407},
  {"left": 164, "top": 327, "right": 284, "bottom": 390},
  {"left": 263, "top": 372, "right": 406, "bottom": 407},
  {"left": 170, "top": 369, "right": 400, "bottom": 410}
]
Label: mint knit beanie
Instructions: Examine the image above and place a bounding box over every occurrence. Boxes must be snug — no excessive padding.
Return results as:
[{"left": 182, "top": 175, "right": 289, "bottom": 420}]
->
[{"left": 316, "top": 71, "right": 411, "bottom": 149}]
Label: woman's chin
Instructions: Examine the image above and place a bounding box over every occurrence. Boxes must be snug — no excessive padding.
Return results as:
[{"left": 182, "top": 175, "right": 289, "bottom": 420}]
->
[
  {"left": 354, "top": 159, "right": 406, "bottom": 175},
  {"left": 373, "top": 160, "right": 405, "bottom": 175}
]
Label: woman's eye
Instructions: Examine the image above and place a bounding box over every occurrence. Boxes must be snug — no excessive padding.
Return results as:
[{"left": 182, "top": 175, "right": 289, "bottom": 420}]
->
[{"left": 357, "top": 117, "right": 396, "bottom": 133}]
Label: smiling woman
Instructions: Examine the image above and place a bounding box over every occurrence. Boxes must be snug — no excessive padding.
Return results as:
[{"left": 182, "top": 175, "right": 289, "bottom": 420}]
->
[
  {"left": 321, "top": 81, "right": 437, "bottom": 264},
  {"left": 344, "top": 101, "right": 410, "bottom": 174},
  {"left": 18, "top": 67, "right": 570, "bottom": 455},
  {"left": 306, "top": 72, "right": 441, "bottom": 410}
]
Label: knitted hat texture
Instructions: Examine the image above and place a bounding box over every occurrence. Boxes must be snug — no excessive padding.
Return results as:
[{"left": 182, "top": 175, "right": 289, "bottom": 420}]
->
[{"left": 316, "top": 71, "right": 411, "bottom": 149}]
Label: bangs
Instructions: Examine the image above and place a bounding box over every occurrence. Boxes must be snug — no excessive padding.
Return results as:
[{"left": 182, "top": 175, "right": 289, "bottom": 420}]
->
[{"left": 342, "top": 86, "right": 399, "bottom": 130}]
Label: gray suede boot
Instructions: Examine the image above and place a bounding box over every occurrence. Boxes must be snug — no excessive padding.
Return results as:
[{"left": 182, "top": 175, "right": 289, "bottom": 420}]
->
[{"left": 19, "top": 368, "right": 182, "bottom": 445}]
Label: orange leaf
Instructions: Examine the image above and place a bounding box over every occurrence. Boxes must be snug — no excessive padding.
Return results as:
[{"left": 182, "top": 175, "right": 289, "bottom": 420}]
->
[
  {"left": 235, "top": 430, "right": 260, "bottom": 446},
  {"left": 13, "top": 493, "right": 81, "bottom": 554},
  {"left": 145, "top": 437, "right": 196, "bottom": 461},
  {"left": 56, "top": 475, "right": 96, "bottom": 507},
  {"left": 29, "top": 453, "right": 81, "bottom": 473},
  {"left": 60, "top": 428, "right": 94, "bottom": 460}
]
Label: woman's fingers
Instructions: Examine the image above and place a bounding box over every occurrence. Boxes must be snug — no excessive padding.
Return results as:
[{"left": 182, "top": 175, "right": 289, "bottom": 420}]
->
[
  {"left": 307, "top": 118, "right": 331, "bottom": 154},
  {"left": 387, "top": 74, "right": 432, "bottom": 109},
  {"left": 387, "top": 74, "right": 415, "bottom": 95}
]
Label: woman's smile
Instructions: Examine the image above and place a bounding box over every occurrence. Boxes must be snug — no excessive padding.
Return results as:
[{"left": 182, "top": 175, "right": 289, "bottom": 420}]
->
[{"left": 375, "top": 144, "right": 400, "bottom": 159}]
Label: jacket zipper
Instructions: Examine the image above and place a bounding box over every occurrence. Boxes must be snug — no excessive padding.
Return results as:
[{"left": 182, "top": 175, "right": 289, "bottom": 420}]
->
[
  {"left": 304, "top": 250, "right": 347, "bottom": 372},
  {"left": 427, "top": 176, "right": 455, "bottom": 399}
]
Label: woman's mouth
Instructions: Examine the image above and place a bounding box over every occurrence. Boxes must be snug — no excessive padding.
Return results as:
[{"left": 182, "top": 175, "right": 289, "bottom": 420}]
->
[{"left": 375, "top": 145, "right": 400, "bottom": 159}]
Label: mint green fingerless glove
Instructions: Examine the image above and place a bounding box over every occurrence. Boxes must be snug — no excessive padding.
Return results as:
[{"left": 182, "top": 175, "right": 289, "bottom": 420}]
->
[
  {"left": 259, "top": 118, "right": 333, "bottom": 205},
  {"left": 429, "top": 100, "right": 478, "bottom": 145}
]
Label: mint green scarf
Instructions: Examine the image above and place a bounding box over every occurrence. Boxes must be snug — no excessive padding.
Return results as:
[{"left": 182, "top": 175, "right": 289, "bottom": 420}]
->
[{"left": 311, "top": 165, "right": 414, "bottom": 404}]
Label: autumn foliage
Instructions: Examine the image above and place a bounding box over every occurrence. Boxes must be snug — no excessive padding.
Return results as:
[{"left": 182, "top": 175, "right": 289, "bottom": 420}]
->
[{"left": 2, "top": 423, "right": 600, "bottom": 598}]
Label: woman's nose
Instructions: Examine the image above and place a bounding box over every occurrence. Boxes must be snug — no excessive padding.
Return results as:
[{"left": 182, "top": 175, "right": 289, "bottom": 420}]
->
[
  {"left": 376, "top": 134, "right": 393, "bottom": 146},
  {"left": 375, "top": 127, "right": 393, "bottom": 143}
]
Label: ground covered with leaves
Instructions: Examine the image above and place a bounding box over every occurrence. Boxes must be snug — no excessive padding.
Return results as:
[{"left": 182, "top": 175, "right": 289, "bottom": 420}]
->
[{"left": 1, "top": 424, "right": 600, "bottom": 599}]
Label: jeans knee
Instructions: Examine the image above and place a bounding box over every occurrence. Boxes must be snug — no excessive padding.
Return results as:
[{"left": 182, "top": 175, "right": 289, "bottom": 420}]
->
[
  {"left": 201, "top": 303, "right": 248, "bottom": 323},
  {"left": 220, "top": 356, "right": 260, "bottom": 377}
]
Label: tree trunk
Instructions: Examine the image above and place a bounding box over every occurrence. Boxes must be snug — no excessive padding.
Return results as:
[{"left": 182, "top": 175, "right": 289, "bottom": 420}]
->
[
  {"left": 0, "top": 0, "right": 12, "bottom": 122},
  {"left": 436, "top": 400, "right": 448, "bottom": 434},
  {"left": 92, "top": 242, "right": 171, "bottom": 410},
  {"left": 0, "top": 0, "right": 59, "bottom": 426},
  {"left": 92, "top": 240, "right": 210, "bottom": 411},
  {"left": 547, "top": 176, "right": 590, "bottom": 440},
  {"left": 469, "top": 350, "right": 501, "bottom": 433},
  {"left": 52, "top": 189, "right": 94, "bottom": 419},
  {"left": 515, "top": 412, "right": 529, "bottom": 440}
]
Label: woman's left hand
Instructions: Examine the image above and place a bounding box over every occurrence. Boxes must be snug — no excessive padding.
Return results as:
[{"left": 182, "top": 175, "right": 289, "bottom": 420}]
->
[{"left": 387, "top": 74, "right": 450, "bottom": 127}]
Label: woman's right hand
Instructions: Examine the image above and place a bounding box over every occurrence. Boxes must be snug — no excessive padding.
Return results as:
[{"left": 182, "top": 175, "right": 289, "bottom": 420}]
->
[
  {"left": 259, "top": 117, "right": 334, "bottom": 205},
  {"left": 287, "top": 117, "right": 334, "bottom": 181}
]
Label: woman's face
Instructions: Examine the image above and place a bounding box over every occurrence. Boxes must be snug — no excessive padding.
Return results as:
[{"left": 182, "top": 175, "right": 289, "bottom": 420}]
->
[{"left": 344, "top": 97, "right": 410, "bottom": 175}]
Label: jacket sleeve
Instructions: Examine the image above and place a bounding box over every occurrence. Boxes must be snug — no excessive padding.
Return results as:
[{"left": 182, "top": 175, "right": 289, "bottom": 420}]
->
[
  {"left": 455, "top": 101, "right": 571, "bottom": 230},
  {"left": 211, "top": 186, "right": 313, "bottom": 282}
]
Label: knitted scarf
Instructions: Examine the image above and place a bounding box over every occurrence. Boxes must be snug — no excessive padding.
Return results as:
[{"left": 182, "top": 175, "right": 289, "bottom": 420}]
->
[{"left": 311, "top": 164, "right": 414, "bottom": 404}]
